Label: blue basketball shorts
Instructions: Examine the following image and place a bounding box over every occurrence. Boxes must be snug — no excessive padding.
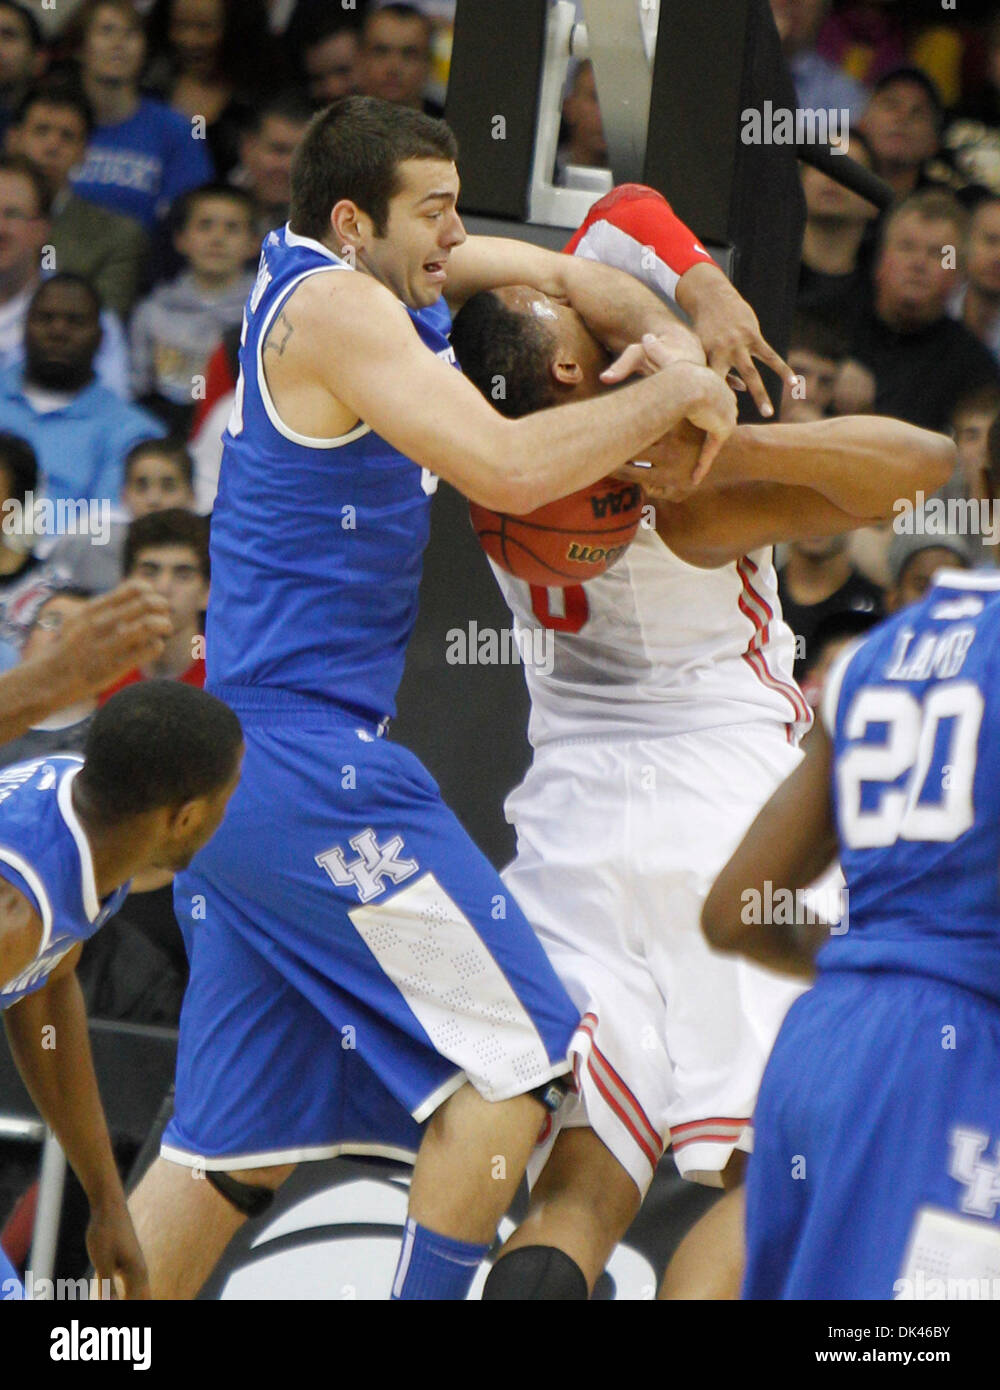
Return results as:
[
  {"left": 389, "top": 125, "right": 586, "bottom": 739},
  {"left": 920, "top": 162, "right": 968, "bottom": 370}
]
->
[
  {"left": 162, "top": 706, "right": 579, "bottom": 1170},
  {"left": 743, "top": 969, "right": 1000, "bottom": 1300}
]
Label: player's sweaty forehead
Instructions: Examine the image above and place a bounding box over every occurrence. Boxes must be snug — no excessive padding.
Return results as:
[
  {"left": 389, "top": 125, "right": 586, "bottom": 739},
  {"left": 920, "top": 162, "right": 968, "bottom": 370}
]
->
[{"left": 495, "top": 284, "right": 600, "bottom": 357}]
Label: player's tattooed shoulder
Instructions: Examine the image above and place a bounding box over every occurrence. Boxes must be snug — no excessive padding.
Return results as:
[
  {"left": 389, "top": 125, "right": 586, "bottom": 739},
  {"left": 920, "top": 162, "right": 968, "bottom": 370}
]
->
[{"left": 266, "top": 310, "right": 295, "bottom": 356}]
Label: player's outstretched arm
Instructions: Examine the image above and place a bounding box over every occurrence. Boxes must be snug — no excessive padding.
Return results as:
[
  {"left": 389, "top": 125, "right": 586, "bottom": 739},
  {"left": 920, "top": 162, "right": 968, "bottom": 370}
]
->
[
  {"left": 701, "top": 721, "right": 840, "bottom": 980},
  {"left": 301, "top": 273, "right": 737, "bottom": 512},
  {"left": 4, "top": 948, "right": 150, "bottom": 1299},
  {"left": 639, "top": 414, "right": 956, "bottom": 566},
  {"left": 714, "top": 416, "right": 956, "bottom": 518},
  {"left": 0, "top": 581, "right": 171, "bottom": 748}
]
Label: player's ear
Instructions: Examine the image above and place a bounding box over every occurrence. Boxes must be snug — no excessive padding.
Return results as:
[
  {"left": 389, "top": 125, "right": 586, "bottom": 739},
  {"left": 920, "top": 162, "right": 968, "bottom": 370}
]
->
[
  {"left": 331, "top": 200, "right": 366, "bottom": 252},
  {"left": 166, "top": 800, "right": 199, "bottom": 837},
  {"left": 551, "top": 356, "right": 584, "bottom": 387}
]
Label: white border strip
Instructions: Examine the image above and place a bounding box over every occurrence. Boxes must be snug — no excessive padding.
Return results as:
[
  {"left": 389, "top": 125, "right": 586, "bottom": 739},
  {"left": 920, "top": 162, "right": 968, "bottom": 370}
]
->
[
  {"left": 411, "top": 1069, "right": 467, "bottom": 1125},
  {"left": 0, "top": 844, "right": 54, "bottom": 955},
  {"left": 160, "top": 1140, "right": 418, "bottom": 1172},
  {"left": 57, "top": 764, "right": 100, "bottom": 922},
  {"left": 256, "top": 263, "right": 372, "bottom": 450},
  {"left": 936, "top": 569, "right": 1000, "bottom": 591}
]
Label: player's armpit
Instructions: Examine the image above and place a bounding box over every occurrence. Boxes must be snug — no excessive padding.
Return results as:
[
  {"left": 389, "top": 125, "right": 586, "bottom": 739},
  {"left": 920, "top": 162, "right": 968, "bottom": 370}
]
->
[
  {"left": 44, "top": 941, "right": 83, "bottom": 983},
  {"left": 0, "top": 879, "right": 43, "bottom": 992},
  {"left": 701, "top": 721, "right": 839, "bottom": 979}
]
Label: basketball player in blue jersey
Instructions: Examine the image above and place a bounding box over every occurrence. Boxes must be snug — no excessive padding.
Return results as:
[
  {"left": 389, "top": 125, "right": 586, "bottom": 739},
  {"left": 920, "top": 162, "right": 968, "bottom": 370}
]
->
[
  {"left": 702, "top": 568, "right": 1000, "bottom": 1298},
  {"left": 0, "top": 681, "right": 243, "bottom": 1299},
  {"left": 122, "top": 94, "right": 799, "bottom": 1302}
]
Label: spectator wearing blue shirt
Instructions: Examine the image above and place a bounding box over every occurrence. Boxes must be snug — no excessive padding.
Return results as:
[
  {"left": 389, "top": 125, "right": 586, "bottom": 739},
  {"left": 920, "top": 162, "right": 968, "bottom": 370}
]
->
[
  {"left": 0, "top": 154, "right": 132, "bottom": 398},
  {"left": 770, "top": 0, "right": 868, "bottom": 126},
  {"left": 69, "top": 0, "right": 213, "bottom": 232},
  {"left": 0, "top": 274, "right": 164, "bottom": 517}
]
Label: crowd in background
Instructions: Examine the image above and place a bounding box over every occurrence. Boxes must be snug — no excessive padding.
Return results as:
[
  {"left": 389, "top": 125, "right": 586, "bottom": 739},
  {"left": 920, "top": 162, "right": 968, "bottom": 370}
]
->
[
  {"left": 0, "top": 0, "right": 460, "bottom": 1267},
  {"left": 1, "top": 0, "right": 1000, "bottom": 1266}
]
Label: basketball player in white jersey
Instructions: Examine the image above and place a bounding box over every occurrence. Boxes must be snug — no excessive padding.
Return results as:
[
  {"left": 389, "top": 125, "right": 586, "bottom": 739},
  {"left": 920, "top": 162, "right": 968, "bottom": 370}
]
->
[{"left": 450, "top": 285, "right": 954, "bottom": 1300}]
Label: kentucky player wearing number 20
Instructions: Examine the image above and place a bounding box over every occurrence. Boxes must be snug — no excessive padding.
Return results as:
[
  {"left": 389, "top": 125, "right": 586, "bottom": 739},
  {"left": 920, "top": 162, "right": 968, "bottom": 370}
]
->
[
  {"left": 702, "top": 569, "right": 1000, "bottom": 1299},
  {"left": 0, "top": 681, "right": 243, "bottom": 1301}
]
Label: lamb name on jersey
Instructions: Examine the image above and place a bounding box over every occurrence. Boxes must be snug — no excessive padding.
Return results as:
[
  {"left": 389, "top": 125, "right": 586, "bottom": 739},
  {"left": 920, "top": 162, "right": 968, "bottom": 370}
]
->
[
  {"left": 818, "top": 568, "right": 1000, "bottom": 1000},
  {"left": 493, "top": 527, "right": 811, "bottom": 748}
]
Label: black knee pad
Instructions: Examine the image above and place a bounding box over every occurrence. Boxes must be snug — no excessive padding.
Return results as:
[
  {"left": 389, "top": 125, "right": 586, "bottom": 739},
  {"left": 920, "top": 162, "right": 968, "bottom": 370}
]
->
[
  {"left": 481, "top": 1246, "right": 588, "bottom": 1301},
  {"left": 206, "top": 1169, "right": 276, "bottom": 1219}
]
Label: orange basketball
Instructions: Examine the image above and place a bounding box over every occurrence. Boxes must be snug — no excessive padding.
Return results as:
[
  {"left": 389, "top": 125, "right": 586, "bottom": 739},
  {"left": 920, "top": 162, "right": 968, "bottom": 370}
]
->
[{"left": 469, "top": 477, "right": 645, "bottom": 586}]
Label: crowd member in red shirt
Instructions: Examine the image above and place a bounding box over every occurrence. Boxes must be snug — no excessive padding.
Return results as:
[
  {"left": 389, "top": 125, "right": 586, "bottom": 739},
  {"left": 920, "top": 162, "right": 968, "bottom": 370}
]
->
[{"left": 99, "top": 506, "right": 208, "bottom": 700}]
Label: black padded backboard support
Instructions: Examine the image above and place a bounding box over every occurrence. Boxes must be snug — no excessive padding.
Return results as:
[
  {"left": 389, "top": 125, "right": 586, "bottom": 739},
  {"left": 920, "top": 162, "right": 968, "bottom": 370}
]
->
[
  {"left": 445, "top": 0, "right": 549, "bottom": 220},
  {"left": 644, "top": 0, "right": 805, "bottom": 368}
]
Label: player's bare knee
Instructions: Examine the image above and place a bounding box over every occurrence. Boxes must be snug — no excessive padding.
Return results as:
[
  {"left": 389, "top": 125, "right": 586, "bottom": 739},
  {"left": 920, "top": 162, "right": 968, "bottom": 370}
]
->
[{"left": 534, "top": 1130, "right": 640, "bottom": 1227}]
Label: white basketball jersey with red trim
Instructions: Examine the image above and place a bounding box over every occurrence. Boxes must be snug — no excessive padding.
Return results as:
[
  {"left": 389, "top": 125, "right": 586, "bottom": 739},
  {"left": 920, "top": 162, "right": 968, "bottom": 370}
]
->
[{"left": 493, "top": 525, "right": 812, "bottom": 748}]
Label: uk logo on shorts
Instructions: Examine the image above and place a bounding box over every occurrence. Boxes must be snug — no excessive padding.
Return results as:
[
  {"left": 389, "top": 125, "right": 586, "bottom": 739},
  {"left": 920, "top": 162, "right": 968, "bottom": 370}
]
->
[
  {"left": 315, "top": 829, "right": 419, "bottom": 904},
  {"left": 949, "top": 1127, "right": 1000, "bottom": 1218}
]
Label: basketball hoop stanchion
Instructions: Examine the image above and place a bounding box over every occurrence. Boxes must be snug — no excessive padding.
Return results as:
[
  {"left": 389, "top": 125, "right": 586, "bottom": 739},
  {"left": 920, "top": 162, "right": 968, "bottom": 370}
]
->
[
  {"left": 527, "top": 1, "right": 612, "bottom": 228},
  {"left": 579, "top": 0, "right": 655, "bottom": 181},
  {"left": 527, "top": 0, "right": 658, "bottom": 229}
]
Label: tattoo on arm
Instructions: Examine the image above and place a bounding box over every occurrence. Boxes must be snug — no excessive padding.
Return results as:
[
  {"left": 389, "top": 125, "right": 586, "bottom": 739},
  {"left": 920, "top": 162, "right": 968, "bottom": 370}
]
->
[{"left": 266, "top": 311, "right": 294, "bottom": 356}]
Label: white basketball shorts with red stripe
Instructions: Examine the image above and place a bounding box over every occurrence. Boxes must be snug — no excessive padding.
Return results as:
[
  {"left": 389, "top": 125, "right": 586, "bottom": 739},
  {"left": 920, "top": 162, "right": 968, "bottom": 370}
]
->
[{"left": 502, "top": 721, "right": 807, "bottom": 1194}]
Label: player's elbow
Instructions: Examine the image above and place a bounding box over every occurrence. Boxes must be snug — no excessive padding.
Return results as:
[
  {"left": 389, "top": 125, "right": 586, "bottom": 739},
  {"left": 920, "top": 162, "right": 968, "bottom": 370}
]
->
[
  {"left": 497, "top": 469, "right": 552, "bottom": 516},
  {"left": 475, "top": 433, "right": 549, "bottom": 514},
  {"left": 465, "top": 462, "right": 533, "bottom": 514},
  {"left": 700, "top": 884, "right": 743, "bottom": 955},
  {"left": 908, "top": 428, "right": 957, "bottom": 497},
  {"left": 891, "top": 429, "right": 957, "bottom": 511}
]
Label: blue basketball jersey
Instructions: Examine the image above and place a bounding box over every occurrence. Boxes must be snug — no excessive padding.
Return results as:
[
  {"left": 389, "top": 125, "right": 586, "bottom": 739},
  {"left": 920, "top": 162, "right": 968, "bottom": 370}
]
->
[
  {"left": 0, "top": 757, "right": 129, "bottom": 1008},
  {"left": 819, "top": 569, "right": 1000, "bottom": 1001},
  {"left": 207, "top": 224, "right": 457, "bottom": 722}
]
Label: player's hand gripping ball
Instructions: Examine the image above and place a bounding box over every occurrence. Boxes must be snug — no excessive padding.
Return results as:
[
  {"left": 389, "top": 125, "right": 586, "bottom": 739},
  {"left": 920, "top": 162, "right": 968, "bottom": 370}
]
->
[{"left": 470, "top": 476, "right": 645, "bottom": 586}]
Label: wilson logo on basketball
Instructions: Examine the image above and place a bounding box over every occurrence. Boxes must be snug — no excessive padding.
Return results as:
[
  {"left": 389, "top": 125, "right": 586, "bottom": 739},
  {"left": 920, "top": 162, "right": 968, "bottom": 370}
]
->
[{"left": 567, "top": 542, "right": 629, "bottom": 566}]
